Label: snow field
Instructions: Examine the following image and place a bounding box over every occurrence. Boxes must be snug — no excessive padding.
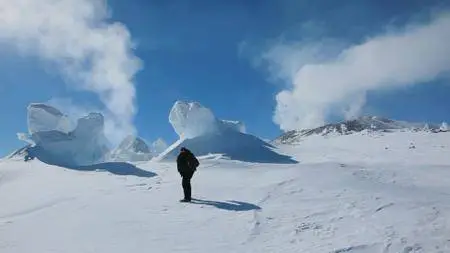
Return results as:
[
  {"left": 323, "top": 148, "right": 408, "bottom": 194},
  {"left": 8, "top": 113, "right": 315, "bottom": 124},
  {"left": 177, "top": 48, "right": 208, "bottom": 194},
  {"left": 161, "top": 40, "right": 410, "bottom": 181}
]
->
[{"left": 1, "top": 131, "right": 450, "bottom": 252}]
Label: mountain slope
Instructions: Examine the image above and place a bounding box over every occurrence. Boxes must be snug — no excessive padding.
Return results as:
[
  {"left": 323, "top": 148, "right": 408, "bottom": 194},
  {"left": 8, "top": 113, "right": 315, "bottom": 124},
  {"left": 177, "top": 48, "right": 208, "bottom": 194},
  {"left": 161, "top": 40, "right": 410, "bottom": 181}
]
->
[
  {"left": 107, "top": 135, "right": 153, "bottom": 162},
  {"left": 274, "top": 116, "right": 445, "bottom": 144}
]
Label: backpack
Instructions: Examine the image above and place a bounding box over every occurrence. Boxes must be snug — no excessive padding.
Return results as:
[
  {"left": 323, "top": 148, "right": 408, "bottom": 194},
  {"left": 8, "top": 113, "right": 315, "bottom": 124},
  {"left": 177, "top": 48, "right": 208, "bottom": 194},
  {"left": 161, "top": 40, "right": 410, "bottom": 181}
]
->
[
  {"left": 192, "top": 156, "right": 200, "bottom": 168},
  {"left": 189, "top": 152, "right": 200, "bottom": 170}
]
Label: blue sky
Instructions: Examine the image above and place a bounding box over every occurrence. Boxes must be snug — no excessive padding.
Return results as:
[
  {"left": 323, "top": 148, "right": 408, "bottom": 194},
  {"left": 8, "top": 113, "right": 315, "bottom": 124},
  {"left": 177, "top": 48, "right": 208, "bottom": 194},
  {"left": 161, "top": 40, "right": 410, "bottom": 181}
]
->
[{"left": 0, "top": 0, "right": 450, "bottom": 156}]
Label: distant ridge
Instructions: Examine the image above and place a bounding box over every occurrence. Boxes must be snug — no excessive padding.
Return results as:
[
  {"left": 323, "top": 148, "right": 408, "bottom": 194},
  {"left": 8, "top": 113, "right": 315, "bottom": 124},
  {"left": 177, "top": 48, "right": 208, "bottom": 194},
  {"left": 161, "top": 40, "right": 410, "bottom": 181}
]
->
[{"left": 274, "top": 116, "right": 448, "bottom": 144}]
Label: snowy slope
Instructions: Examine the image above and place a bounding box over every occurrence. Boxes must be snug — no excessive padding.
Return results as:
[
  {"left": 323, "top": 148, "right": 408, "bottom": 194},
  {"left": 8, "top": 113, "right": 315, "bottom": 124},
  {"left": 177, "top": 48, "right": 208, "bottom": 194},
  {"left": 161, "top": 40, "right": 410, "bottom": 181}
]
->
[
  {"left": 158, "top": 100, "right": 296, "bottom": 164},
  {"left": 156, "top": 129, "right": 297, "bottom": 164},
  {"left": 6, "top": 145, "right": 32, "bottom": 160},
  {"left": 2, "top": 130, "right": 450, "bottom": 252},
  {"left": 274, "top": 116, "right": 445, "bottom": 144}
]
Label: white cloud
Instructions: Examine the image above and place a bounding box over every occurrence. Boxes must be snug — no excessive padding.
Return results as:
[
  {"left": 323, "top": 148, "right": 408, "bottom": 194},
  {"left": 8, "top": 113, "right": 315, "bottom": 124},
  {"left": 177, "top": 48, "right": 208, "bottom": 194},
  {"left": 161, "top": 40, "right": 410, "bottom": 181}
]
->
[
  {"left": 0, "top": 0, "right": 142, "bottom": 143},
  {"left": 261, "top": 11, "right": 450, "bottom": 131}
]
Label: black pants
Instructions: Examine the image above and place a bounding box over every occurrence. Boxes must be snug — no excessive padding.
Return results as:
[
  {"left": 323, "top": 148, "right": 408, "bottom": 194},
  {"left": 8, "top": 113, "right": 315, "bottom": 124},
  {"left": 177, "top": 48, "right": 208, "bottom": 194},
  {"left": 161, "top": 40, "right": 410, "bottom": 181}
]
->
[{"left": 181, "top": 171, "right": 194, "bottom": 200}]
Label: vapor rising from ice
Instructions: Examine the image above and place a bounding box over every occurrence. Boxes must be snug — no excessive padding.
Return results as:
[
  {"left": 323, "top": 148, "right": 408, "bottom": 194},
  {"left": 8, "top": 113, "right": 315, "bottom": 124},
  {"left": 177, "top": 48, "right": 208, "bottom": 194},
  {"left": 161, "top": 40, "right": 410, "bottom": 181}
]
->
[
  {"left": 261, "top": 11, "right": 450, "bottom": 131},
  {"left": 0, "top": 0, "right": 142, "bottom": 143}
]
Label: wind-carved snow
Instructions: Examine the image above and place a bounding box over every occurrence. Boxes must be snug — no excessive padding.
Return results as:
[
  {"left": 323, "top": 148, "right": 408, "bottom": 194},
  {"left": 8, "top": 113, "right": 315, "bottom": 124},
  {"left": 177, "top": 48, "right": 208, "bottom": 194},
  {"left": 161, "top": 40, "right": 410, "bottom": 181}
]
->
[
  {"left": 168, "top": 101, "right": 246, "bottom": 139},
  {"left": 16, "top": 104, "right": 110, "bottom": 167},
  {"left": 11, "top": 104, "right": 173, "bottom": 165},
  {"left": 27, "top": 103, "right": 74, "bottom": 134},
  {"left": 169, "top": 101, "right": 218, "bottom": 139},
  {"left": 158, "top": 101, "right": 296, "bottom": 164}
]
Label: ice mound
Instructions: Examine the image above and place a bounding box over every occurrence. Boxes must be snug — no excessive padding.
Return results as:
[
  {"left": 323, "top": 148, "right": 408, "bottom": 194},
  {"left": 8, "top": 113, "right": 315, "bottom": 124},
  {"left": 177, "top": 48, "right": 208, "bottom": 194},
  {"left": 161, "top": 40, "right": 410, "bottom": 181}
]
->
[
  {"left": 158, "top": 101, "right": 297, "bottom": 164},
  {"left": 17, "top": 104, "right": 110, "bottom": 167},
  {"left": 157, "top": 130, "right": 297, "bottom": 164},
  {"left": 169, "top": 101, "right": 246, "bottom": 139},
  {"left": 169, "top": 101, "right": 218, "bottom": 138}
]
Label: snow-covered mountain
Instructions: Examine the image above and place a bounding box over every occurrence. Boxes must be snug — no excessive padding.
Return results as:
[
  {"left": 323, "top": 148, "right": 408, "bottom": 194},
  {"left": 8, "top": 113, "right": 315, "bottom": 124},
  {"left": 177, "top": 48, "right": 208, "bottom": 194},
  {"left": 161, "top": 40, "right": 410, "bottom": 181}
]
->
[
  {"left": 156, "top": 101, "right": 296, "bottom": 164},
  {"left": 106, "top": 136, "right": 168, "bottom": 162},
  {"left": 151, "top": 138, "right": 168, "bottom": 154},
  {"left": 6, "top": 144, "right": 33, "bottom": 160},
  {"left": 106, "top": 135, "right": 153, "bottom": 162},
  {"left": 274, "top": 116, "right": 447, "bottom": 144}
]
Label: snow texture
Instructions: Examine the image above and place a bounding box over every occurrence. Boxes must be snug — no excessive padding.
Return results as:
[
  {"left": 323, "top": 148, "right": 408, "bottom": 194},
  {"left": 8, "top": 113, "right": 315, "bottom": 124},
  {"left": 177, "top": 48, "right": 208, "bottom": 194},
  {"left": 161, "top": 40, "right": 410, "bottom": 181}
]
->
[
  {"left": 17, "top": 104, "right": 110, "bottom": 167},
  {"left": 2, "top": 130, "right": 450, "bottom": 252}
]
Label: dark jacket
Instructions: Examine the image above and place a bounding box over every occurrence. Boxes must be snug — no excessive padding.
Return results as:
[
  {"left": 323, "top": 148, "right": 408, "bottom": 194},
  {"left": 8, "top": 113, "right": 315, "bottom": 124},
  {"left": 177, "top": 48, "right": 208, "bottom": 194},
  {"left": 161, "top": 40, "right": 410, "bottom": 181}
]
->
[{"left": 177, "top": 148, "right": 199, "bottom": 175}]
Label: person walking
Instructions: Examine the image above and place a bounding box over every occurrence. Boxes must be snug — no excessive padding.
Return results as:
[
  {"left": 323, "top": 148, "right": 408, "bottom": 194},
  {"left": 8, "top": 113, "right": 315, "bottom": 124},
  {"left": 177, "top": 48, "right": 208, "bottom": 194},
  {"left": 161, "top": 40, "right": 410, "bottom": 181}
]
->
[{"left": 176, "top": 147, "right": 199, "bottom": 202}]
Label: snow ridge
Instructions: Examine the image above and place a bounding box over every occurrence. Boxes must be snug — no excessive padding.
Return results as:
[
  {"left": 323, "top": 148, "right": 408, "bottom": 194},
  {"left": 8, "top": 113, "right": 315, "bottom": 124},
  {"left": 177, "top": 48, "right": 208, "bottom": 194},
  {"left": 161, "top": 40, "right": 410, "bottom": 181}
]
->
[{"left": 275, "top": 116, "right": 446, "bottom": 144}]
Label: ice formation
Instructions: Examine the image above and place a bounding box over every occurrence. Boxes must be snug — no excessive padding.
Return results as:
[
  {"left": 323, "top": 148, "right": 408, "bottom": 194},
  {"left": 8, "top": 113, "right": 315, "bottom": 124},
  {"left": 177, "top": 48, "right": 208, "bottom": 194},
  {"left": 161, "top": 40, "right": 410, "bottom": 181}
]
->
[
  {"left": 168, "top": 101, "right": 246, "bottom": 139},
  {"left": 18, "top": 104, "right": 110, "bottom": 167},
  {"left": 158, "top": 101, "right": 296, "bottom": 164},
  {"left": 157, "top": 130, "right": 297, "bottom": 164},
  {"left": 169, "top": 101, "right": 218, "bottom": 138},
  {"left": 27, "top": 103, "right": 73, "bottom": 134}
]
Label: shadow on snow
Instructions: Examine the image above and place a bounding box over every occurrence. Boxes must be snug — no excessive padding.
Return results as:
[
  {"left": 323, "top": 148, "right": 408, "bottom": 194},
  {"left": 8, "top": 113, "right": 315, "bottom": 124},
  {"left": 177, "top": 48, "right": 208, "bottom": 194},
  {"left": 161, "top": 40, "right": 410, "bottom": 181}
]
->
[
  {"left": 75, "top": 162, "right": 157, "bottom": 178},
  {"left": 190, "top": 198, "right": 262, "bottom": 212},
  {"left": 20, "top": 145, "right": 157, "bottom": 178},
  {"left": 158, "top": 130, "right": 298, "bottom": 164}
]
